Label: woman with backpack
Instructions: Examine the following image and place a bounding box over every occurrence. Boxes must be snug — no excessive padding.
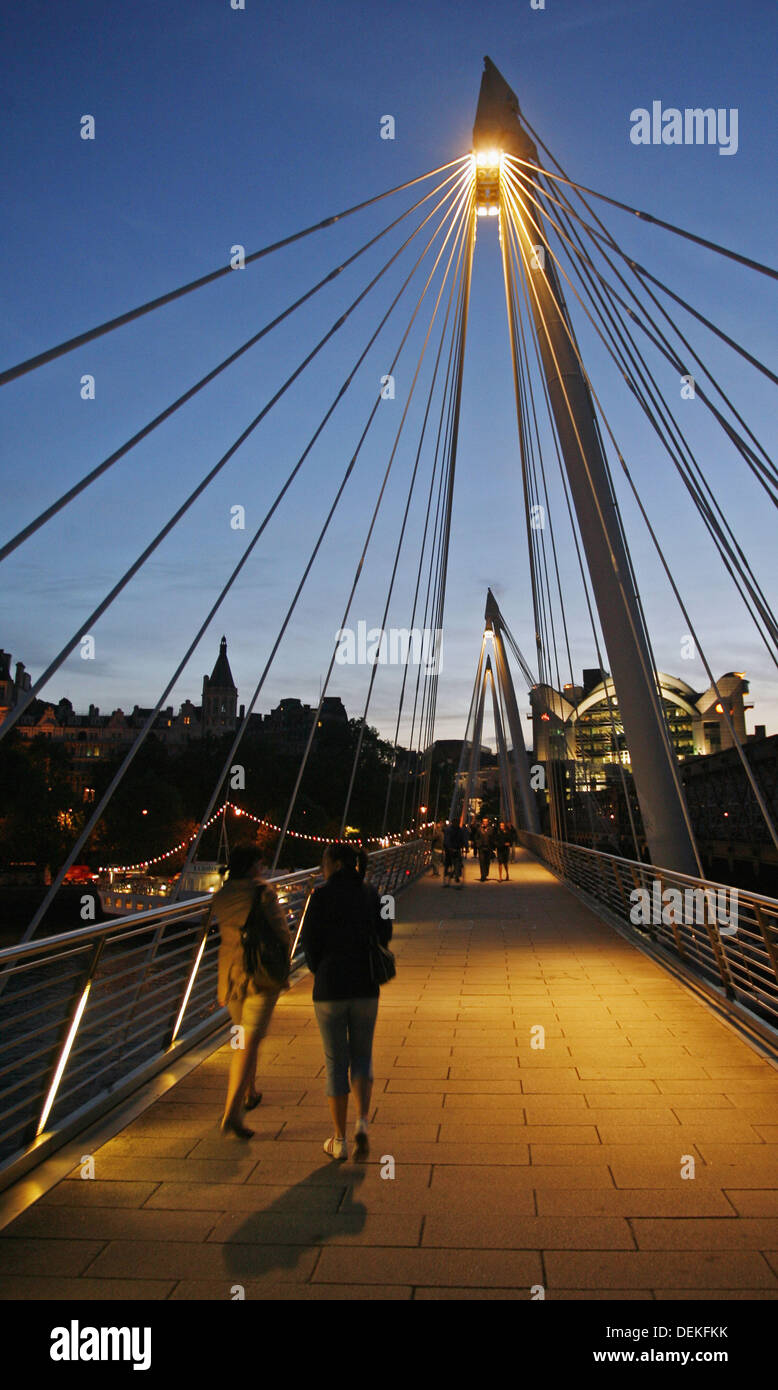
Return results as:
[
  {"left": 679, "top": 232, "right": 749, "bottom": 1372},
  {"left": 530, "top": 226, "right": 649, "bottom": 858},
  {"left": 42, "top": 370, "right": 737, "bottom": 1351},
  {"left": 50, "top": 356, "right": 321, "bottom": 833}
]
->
[
  {"left": 301, "top": 842, "right": 391, "bottom": 1160},
  {"left": 208, "top": 846, "right": 291, "bottom": 1138}
]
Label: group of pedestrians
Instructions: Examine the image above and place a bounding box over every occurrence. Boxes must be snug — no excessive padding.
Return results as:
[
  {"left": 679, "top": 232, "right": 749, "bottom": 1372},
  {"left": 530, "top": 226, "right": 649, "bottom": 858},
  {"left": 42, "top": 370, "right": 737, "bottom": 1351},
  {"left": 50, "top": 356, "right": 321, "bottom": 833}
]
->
[
  {"left": 208, "top": 814, "right": 519, "bottom": 1160},
  {"left": 430, "top": 816, "right": 517, "bottom": 885},
  {"left": 471, "top": 817, "right": 517, "bottom": 881},
  {"left": 208, "top": 839, "right": 391, "bottom": 1161}
]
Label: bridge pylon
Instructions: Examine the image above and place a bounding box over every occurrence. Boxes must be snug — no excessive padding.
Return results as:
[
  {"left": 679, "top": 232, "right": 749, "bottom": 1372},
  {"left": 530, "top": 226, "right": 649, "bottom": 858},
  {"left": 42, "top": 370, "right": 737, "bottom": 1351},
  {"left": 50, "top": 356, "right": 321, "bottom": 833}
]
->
[{"left": 474, "top": 57, "right": 701, "bottom": 876}]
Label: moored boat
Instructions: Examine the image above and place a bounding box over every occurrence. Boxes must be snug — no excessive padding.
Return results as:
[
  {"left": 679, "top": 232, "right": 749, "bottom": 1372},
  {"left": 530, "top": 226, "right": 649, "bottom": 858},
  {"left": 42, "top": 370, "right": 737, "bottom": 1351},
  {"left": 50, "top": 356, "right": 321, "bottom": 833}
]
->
[{"left": 97, "top": 861, "right": 225, "bottom": 916}]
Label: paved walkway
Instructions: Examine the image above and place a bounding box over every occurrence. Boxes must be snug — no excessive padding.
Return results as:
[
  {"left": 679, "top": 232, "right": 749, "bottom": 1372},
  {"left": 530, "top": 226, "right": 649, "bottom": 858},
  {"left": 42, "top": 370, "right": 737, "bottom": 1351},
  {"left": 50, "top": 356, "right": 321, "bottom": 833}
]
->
[{"left": 2, "top": 848, "right": 778, "bottom": 1300}]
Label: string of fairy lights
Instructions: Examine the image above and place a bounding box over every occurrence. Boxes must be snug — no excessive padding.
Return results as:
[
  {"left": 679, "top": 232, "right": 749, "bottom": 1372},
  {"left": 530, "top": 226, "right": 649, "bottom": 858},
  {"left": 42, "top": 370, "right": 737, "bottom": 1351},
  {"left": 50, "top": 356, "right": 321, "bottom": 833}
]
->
[{"left": 97, "top": 801, "right": 433, "bottom": 873}]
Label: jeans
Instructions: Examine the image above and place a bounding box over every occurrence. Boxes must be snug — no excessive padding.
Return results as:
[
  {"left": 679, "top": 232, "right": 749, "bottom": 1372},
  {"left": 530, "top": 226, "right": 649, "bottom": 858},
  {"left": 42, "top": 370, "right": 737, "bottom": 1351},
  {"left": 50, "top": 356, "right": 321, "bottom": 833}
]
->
[{"left": 313, "top": 997, "right": 379, "bottom": 1096}]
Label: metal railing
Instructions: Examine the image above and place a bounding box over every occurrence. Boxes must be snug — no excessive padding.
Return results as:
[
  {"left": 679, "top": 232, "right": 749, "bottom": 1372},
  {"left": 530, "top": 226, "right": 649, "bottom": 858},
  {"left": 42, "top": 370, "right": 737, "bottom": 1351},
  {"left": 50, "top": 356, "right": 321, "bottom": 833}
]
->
[
  {"left": 517, "top": 830, "right": 778, "bottom": 1035},
  {"left": 0, "top": 838, "right": 430, "bottom": 1187}
]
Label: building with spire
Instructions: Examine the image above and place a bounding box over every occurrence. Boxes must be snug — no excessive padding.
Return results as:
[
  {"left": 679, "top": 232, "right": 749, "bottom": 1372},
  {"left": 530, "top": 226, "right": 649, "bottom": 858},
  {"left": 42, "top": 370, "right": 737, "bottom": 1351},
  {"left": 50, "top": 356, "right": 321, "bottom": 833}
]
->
[
  {"left": 201, "top": 636, "right": 238, "bottom": 734},
  {"left": 2, "top": 634, "right": 353, "bottom": 799}
]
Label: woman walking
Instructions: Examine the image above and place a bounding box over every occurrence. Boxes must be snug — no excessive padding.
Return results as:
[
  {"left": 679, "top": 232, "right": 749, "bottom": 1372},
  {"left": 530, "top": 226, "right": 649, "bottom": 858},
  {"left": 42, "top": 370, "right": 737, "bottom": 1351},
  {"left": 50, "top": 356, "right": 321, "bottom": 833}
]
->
[
  {"left": 302, "top": 842, "right": 390, "bottom": 1159},
  {"left": 430, "top": 820, "right": 444, "bottom": 877},
  {"left": 209, "top": 846, "right": 291, "bottom": 1138},
  {"left": 495, "top": 821, "right": 511, "bottom": 881}
]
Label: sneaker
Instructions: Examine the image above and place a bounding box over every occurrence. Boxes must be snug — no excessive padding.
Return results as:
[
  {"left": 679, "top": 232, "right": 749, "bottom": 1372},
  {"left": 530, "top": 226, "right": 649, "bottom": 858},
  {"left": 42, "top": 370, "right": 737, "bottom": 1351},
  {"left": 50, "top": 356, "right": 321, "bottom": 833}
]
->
[
  {"left": 354, "top": 1119, "right": 369, "bottom": 1158},
  {"left": 323, "top": 1136, "right": 347, "bottom": 1160}
]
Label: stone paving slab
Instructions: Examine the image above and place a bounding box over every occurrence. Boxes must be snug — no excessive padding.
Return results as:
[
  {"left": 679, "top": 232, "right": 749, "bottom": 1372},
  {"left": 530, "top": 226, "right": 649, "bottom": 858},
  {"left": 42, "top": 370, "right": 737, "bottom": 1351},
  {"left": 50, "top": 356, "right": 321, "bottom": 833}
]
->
[
  {"left": 2, "top": 849, "right": 778, "bottom": 1301},
  {"left": 535, "top": 1188, "right": 736, "bottom": 1217},
  {"left": 544, "top": 1250, "right": 776, "bottom": 1289},
  {"left": 6, "top": 1205, "right": 222, "bottom": 1245},
  {"left": 725, "top": 1191, "right": 778, "bottom": 1216},
  {"left": 414, "top": 1288, "right": 653, "bottom": 1301},
  {"left": 0, "top": 1276, "right": 176, "bottom": 1300},
  {"left": 145, "top": 1181, "right": 346, "bottom": 1212},
  {"left": 311, "top": 1246, "right": 544, "bottom": 1287},
  {"left": 85, "top": 1240, "right": 320, "bottom": 1282},
  {"left": 39, "top": 1181, "right": 159, "bottom": 1208},
  {"left": 205, "top": 1211, "right": 423, "bottom": 1246},
  {"left": 0, "top": 1237, "right": 105, "bottom": 1276},
  {"left": 168, "top": 1280, "right": 413, "bottom": 1300}
]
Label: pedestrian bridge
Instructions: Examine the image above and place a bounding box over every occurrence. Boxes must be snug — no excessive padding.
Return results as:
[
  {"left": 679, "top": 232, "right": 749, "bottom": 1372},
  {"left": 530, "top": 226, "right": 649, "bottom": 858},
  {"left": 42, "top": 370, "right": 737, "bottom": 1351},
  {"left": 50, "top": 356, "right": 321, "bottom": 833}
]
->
[{"left": 1, "top": 845, "right": 777, "bottom": 1301}]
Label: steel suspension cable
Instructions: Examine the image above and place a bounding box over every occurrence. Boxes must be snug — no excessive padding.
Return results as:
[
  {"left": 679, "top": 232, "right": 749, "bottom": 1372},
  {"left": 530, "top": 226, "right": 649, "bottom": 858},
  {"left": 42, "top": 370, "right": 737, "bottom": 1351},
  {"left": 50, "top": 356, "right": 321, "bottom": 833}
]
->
[
  {"left": 381, "top": 256, "right": 468, "bottom": 835},
  {"left": 0, "top": 157, "right": 472, "bottom": 387},
  {"left": 503, "top": 210, "right": 595, "bottom": 843},
  {"left": 502, "top": 171, "right": 778, "bottom": 852},
  {"left": 165, "top": 177, "right": 476, "bottom": 882},
  {"left": 378, "top": 202, "right": 475, "bottom": 834},
  {"left": 503, "top": 153, "right": 778, "bottom": 494},
  {"left": 0, "top": 167, "right": 468, "bottom": 565},
  {"left": 503, "top": 191, "right": 640, "bottom": 854},
  {"left": 501, "top": 174, "right": 661, "bottom": 858},
  {"left": 497, "top": 177, "right": 650, "bottom": 856},
  {"left": 338, "top": 204, "right": 472, "bottom": 835},
  {"left": 1, "top": 171, "right": 469, "bottom": 744},
  {"left": 20, "top": 173, "right": 474, "bottom": 935},
  {"left": 522, "top": 161, "right": 778, "bottom": 848},
  {"left": 396, "top": 231, "right": 473, "bottom": 833},
  {"left": 504, "top": 144, "right": 778, "bottom": 281},
  {"left": 408, "top": 263, "right": 471, "bottom": 828},
  {"left": 269, "top": 184, "right": 475, "bottom": 869},
  {"left": 503, "top": 164, "right": 778, "bottom": 664}
]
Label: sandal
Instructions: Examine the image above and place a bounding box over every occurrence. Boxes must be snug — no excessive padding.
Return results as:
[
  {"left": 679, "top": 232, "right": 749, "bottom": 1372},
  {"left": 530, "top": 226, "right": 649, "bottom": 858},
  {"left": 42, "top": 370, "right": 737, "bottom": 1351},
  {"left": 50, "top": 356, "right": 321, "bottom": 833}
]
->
[
  {"left": 323, "top": 1136, "right": 347, "bottom": 1160},
  {"left": 220, "top": 1117, "right": 254, "bottom": 1140}
]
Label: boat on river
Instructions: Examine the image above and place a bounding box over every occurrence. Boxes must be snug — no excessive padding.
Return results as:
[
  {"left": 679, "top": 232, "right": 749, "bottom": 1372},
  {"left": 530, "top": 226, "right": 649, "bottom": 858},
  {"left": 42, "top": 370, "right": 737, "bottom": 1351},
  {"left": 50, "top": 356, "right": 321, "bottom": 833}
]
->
[{"left": 96, "top": 862, "right": 225, "bottom": 917}]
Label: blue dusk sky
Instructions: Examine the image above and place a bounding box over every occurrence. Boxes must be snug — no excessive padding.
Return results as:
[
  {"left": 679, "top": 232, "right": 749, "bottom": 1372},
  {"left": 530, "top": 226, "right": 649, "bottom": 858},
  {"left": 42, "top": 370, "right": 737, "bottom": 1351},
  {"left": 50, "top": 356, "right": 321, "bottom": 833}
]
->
[{"left": 1, "top": 0, "right": 776, "bottom": 756}]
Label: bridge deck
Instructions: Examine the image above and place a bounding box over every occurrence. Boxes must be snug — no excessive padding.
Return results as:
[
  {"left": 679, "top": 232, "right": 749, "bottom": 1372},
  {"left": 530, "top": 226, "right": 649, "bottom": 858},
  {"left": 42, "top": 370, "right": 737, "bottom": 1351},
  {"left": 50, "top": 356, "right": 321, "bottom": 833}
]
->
[{"left": 2, "top": 848, "right": 778, "bottom": 1301}]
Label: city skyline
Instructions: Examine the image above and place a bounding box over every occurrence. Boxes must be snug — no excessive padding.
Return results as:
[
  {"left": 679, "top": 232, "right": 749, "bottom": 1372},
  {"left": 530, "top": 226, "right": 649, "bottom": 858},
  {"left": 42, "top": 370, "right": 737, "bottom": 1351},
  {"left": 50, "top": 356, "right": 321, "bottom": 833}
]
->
[
  {"left": 2, "top": 1, "right": 776, "bottom": 754},
  {"left": 3, "top": 630, "right": 771, "bottom": 754}
]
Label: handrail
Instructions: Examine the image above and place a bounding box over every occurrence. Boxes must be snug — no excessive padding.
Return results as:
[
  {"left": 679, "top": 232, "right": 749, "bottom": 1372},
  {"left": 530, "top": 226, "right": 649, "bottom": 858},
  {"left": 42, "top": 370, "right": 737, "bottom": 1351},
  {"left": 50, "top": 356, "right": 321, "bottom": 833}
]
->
[
  {"left": 518, "top": 833, "right": 778, "bottom": 910},
  {"left": 0, "top": 839, "right": 430, "bottom": 1189},
  {"left": 517, "top": 829, "right": 778, "bottom": 1035}
]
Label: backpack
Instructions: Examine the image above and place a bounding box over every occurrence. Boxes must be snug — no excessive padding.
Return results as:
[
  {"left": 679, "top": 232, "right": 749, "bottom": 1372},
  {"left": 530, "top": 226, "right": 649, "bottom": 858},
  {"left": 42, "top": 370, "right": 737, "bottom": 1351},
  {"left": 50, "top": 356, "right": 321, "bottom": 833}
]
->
[{"left": 240, "top": 886, "right": 289, "bottom": 990}]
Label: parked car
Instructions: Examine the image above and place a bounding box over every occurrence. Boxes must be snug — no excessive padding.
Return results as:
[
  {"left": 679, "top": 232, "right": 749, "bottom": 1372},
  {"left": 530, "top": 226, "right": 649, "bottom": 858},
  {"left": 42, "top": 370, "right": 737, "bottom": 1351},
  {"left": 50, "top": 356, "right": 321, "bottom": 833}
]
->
[{"left": 61, "top": 864, "right": 96, "bottom": 885}]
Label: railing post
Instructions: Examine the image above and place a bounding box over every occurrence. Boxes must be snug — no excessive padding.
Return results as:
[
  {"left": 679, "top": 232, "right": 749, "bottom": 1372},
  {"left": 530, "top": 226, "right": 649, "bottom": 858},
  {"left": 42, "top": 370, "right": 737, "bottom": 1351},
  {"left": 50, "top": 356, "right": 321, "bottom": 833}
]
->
[
  {"left": 291, "top": 878, "right": 317, "bottom": 959},
  {"left": 700, "top": 910, "right": 736, "bottom": 999},
  {"left": 36, "top": 936, "right": 106, "bottom": 1137},
  {"left": 167, "top": 915, "right": 212, "bottom": 1046},
  {"left": 611, "top": 861, "right": 627, "bottom": 919},
  {"left": 656, "top": 875, "right": 686, "bottom": 962},
  {"left": 629, "top": 863, "right": 656, "bottom": 941},
  {"left": 754, "top": 903, "right": 778, "bottom": 987},
  {"left": 108, "top": 914, "right": 169, "bottom": 1077}
]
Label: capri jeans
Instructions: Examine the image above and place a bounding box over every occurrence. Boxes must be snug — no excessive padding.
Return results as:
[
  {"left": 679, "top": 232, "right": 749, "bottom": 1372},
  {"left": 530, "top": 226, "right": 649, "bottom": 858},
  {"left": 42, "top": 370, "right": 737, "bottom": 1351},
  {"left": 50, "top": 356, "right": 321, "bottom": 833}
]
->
[{"left": 313, "top": 997, "right": 379, "bottom": 1096}]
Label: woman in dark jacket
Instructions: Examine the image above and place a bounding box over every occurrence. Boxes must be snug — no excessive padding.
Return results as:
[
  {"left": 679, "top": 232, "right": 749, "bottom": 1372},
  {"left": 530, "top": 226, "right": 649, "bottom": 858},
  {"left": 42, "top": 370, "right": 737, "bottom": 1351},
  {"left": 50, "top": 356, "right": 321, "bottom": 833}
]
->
[{"left": 301, "top": 842, "right": 391, "bottom": 1160}]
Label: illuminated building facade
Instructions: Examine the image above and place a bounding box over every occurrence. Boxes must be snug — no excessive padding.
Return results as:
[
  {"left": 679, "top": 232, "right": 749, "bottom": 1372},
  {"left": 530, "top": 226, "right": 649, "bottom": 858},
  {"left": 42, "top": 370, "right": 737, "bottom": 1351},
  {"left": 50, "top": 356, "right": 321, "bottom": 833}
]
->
[{"left": 531, "top": 668, "right": 753, "bottom": 789}]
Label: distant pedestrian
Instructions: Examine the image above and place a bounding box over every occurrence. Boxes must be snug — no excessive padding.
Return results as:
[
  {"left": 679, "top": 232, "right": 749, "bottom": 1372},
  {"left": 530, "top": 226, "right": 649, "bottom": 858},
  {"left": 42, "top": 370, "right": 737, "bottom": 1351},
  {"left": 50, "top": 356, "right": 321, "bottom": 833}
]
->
[
  {"left": 209, "top": 846, "right": 291, "bottom": 1139},
  {"left": 495, "top": 821, "right": 511, "bottom": 881},
  {"left": 431, "top": 821, "right": 444, "bottom": 877},
  {"left": 443, "top": 820, "right": 467, "bottom": 888},
  {"left": 468, "top": 820, "right": 478, "bottom": 858},
  {"left": 302, "top": 842, "right": 391, "bottom": 1160},
  {"left": 476, "top": 817, "right": 495, "bottom": 881}
]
